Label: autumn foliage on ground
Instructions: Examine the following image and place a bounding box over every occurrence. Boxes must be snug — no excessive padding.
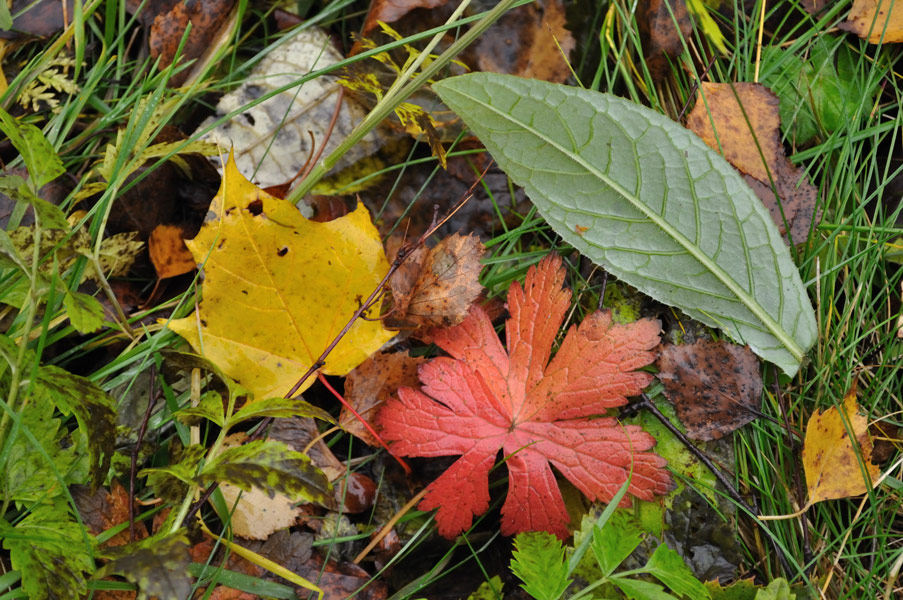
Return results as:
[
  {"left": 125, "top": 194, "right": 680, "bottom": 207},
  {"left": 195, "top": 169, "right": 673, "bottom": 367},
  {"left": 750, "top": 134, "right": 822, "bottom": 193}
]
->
[{"left": 379, "top": 255, "right": 672, "bottom": 539}]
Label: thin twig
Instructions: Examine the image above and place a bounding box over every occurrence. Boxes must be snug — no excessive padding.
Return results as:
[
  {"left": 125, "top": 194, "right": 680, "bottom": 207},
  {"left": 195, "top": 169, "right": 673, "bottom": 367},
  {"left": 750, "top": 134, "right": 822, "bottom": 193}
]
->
[
  {"left": 130, "top": 365, "right": 158, "bottom": 542},
  {"left": 632, "top": 393, "right": 794, "bottom": 577}
]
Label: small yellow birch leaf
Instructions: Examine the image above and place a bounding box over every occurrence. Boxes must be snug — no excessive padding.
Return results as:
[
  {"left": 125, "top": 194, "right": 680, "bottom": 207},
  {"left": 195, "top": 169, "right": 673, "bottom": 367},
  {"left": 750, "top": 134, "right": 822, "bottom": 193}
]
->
[
  {"left": 802, "top": 383, "right": 881, "bottom": 506},
  {"left": 168, "top": 153, "right": 395, "bottom": 401}
]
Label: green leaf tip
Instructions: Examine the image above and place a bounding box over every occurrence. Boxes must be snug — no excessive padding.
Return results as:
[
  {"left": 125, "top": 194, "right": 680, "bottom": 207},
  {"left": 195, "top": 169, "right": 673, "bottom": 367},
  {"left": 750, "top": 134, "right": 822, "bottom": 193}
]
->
[{"left": 433, "top": 73, "right": 817, "bottom": 376}]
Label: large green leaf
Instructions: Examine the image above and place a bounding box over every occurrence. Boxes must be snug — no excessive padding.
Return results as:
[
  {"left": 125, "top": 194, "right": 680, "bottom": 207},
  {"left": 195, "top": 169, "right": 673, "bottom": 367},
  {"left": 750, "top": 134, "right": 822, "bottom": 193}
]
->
[{"left": 433, "top": 73, "right": 817, "bottom": 375}]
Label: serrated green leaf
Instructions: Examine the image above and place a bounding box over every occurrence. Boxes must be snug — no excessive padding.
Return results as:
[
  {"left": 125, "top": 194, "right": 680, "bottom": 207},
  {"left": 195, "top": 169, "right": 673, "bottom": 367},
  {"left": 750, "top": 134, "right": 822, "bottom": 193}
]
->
[
  {"left": 433, "top": 73, "right": 816, "bottom": 376},
  {"left": 0, "top": 177, "right": 68, "bottom": 230},
  {"left": 34, "top": 365, "right": 116, "bottom": 488},
  {"left": 0, "top": 506, "right": 94, "bottom": 600},
  {"left": 173, "top": 391, "right": 226, "bottom": 427},
  {"left": 3, "top": 399, "right": 88, "bottom": 504},
  {"left": 197, "top": 440, "right": 333, "bottom": 508},
  {"left": 467, "top": 576, "right": 504, "bottom": 600},
  {"left": 0, "top": 108, "right": 64, "bottom": 190},
  {"left": 142, "top": 444, "right": 206, "bottom": 504},
  {"left": 228, "top": 396, "right": 336, "bottom": 428},
  {"left": 612, "top": 577, "right": 680, "bottom": 600},
  {"left": 63, "top": 289, "right": 105, "bottom": 333},
  {"left": 0, "top": 228, "right": 28, "bottom": 272},
  {"left": 591, "top": 513, "right": 643, "bottom": 577},
  {"left": 0, "top": 333, "right": 18, "bottom": 375},
  {"left": 643, "top": 544, "right": 710, "bottom": 599},
  {"left": 704, "top": 578, "right": 760, "bottom": 600},
  {"left": 754, "top": 579, "right": 794, "bottom": 600},
  {"left": 97, "top": 529, "right": 192, "bottom": 600},
  {"left": 510, "top": 532, "right": 572, "bottom": 600}
]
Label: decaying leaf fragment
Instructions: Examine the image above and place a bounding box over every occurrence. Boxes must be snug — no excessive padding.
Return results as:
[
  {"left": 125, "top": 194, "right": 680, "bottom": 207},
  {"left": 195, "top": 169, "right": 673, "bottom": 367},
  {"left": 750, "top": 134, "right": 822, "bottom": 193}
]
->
[
  {"left": 168, "top": 154, "right": 395, "bottom": 402},
  {"left": 149, "top": 223, "right": 195, "bottom": 279},
  {"left": 215, "top": 433, "right": 303, "bottom": 540},
  {"left": 198, "top": 27, "right": 382, "bottom": 191},
  {"left": 389, "top": 233, "right": 485, "bottom": 328},
  {"left": 462, "top": 0, "right": 575, "bottom": 84},
  {"left": 802, "top": 382, "right": 881, "bottom": 507},
  {"left": 657, "top": 340, "right": 762, "bottom": 441},
  {"left": 379, "top": 254, "right": 672, "bottom": 540},
  {"left": 840, "top": 0, "right": 903, "bottom": 43},
  {"left": 686, "top": 82, "right": 819, "bottom": 244},
  {"left": 340, "top": 351, "right": 427, "bottom": 446}
]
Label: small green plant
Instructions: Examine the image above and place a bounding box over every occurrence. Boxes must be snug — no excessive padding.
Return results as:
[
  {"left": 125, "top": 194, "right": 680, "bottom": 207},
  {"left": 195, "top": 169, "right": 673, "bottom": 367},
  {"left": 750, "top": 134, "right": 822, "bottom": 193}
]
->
[{"left": 509, "top": 506, "right": 710, "bottom": 600}]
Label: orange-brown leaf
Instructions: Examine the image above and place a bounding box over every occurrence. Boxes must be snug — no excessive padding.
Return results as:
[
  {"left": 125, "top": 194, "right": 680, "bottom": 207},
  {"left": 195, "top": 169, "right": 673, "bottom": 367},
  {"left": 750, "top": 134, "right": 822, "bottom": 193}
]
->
[
  {"left": 148, "top": 224, "right": 196, "bottom": 279},
  {"left": 340, "top": 351, "right": 427, "bottom": 446},
  {"left": 390, "top": 233, "right": 485, "bottom": 329}
]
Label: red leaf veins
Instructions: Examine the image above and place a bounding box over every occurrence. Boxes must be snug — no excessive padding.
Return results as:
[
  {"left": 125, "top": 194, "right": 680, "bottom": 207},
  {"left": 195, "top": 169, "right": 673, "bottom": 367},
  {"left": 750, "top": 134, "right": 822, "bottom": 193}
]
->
[{"left": 377, "top": 254, "right": 673, "bottom": 539}]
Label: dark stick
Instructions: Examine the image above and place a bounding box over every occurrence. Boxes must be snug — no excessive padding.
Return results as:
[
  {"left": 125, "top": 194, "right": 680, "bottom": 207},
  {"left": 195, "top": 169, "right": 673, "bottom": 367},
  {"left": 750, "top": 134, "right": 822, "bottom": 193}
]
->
[
  {"left": 677, "top": 52, "right": 719, "bottom": 122},
  {"left": 596, "top": 270, "right": 609, "bottom": 312},
  {"left": 180, "top": 163, "right": 493, "bottom": 528},
  {"left": 130, "top": 365, "right": 158, "bottom": 542},
  {"left": 633, "top": 393, "right": 795, "bottom": 577},
  {"left": 772, "top": 365, "right": 813, "bottom": 569}
]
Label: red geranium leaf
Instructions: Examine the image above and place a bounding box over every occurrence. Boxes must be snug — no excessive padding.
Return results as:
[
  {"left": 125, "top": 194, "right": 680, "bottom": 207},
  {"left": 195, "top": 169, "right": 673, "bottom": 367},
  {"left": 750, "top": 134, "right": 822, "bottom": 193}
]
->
[{"left": 378, "top": 254, "right": 673, "bottom": 539}]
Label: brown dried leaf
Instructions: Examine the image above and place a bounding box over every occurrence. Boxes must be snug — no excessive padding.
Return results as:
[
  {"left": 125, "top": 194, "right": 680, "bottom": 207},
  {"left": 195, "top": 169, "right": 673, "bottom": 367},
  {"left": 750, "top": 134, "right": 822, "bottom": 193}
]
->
[
  {"left": 462, "top": 0, "right": 575, "bottom": 83},
  {"left": 637, "top": 0, "right": 692, "bottom": 79},
  {"left": 840, "top": 0, "right": 903, "bottom": 43},
  {"left": 657, "top": 340, "right": 762, "bottom": 441},
  {"left": 340, "top": 351, "right": 426, "bottom": 446},
  {"left": 219, "top": 483, "right": 302, "bottom": 540},
  {"left": 0, "top": 0, "right": 75, "bottom": 39},
  {"left": 149, "top": 224, "right": 195, "bottom": 279},
  {"left": 149, "top": 0, "right": 236, "bottom": 85},
  {"left": 686, "top": 82, "right": 820, "bottom": 244},
  {"left": 361, "top": 0, "right": 451, "bottom": 37},
  {"left": 293, "top": 552, "right": 387, "bottom": 600},
  {"left": 269, "top": 417, "right": 346, "bottom": 481},
  {"left": 72, "top": 480, "right": 147, "bottom": 548},
  {"left": 390, "top": 233, "right": 485, "bottom": 328}
]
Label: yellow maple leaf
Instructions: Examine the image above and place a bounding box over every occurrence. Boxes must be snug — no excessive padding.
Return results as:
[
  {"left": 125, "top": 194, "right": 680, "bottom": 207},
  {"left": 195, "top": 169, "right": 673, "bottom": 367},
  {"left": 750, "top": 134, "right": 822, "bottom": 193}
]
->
[
  {"left": 802, "top": 382, "right": 881, "bottom": 506},
  {"left": 169, "top": 153, "right": 395, "bottom": 401}
]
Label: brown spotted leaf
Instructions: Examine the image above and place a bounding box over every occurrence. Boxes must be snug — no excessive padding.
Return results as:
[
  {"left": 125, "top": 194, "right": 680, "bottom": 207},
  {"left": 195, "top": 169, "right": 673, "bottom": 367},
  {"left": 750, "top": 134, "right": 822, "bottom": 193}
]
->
[
  {"left": 340, "top": 351, "right": 427, "bottom": 446},
  {"left": 72, "top": 480, "right": 147, "bottom": 548},
  {"left": 360, "top": 0, "right": 450, "bottom": 37},
  {"left": 390, "top": 233, "right": 485, "bottom": 328},
  {"left": 686, "top": 82, "right": 820, "bottom": 244},
  {"left": 657, "top": 340, "right": 762, "bottom": 441},
  {"left": 637, "top": 0, "right": 692, "bottom": 79},
  {"left": 840, "top": 0, "right": 903, "bottom": 43},
  {"left": 461, "top": 0, "right": 575, "bottom": 84}
]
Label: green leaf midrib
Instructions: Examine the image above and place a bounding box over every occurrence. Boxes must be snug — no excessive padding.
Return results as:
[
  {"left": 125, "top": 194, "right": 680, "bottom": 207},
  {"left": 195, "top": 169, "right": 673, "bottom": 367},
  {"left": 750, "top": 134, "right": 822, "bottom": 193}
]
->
[{"left": 450, "top": 85, "right": 803, "bottom": 361}]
